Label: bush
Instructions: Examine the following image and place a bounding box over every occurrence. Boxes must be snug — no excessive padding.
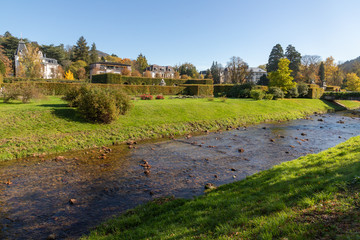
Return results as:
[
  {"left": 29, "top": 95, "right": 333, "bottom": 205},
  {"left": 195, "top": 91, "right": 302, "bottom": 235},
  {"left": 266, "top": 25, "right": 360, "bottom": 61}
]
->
[
  {"left": 182, "top": 84, "right": 213, "bottom": 96},
  {"left": 213, "top": 84, "right": 234, "bottom": 97},
  {"left": 75, "top": 86, "right": 131, "bottom": 123},
  {"left": 264, "top": 94, "right": 274, "bottom": 100},
  {"left": 227, "top": 83, "right": 255, "bottom": 98},
  {"left": 286, "top": 87, "right": 299, "bottom": 98},
  {"left": 2, "top": 83, "right": 43, "bottom": 103},
  {"left": 250, "top": 89, "right": 265, "bottom": 100},
  {"left": 297, "top": 83, "right": 309, "bottom": 97},
  {"left": 155, "top": 95, "right": 164, "bottom": 100},
  {"left": 268, "top": 87, "right": 284, "bottom": 99},
  {"left": 140, "top": 94, "right": 153, "bottom": 100},
  {"left": 62, "top": 86, "right": 82, "bottom": 107}
]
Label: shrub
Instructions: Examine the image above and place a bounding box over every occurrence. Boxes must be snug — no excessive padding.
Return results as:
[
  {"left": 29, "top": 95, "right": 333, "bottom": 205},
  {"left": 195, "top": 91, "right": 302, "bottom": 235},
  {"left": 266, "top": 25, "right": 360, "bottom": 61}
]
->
[
  {"left": 121, "top": 68, "right": 131, "bottom": 76},
  {"left": 62, "top": 86, "right": 83, "bottom": 107},
  {"left": 268, "top": 87, "right": 284, "bottom": 99},
  {"left": 297, "top": 83, "right": 309, "bottom": 97},
  {"left": 264, "top": 93, "right": 274, "bottom": 100},
  {"left": 143, "top": 71, "right": 152, "bottom": 78},
  {"left": 140, "top": 94, "right": 153, "bottom": 100},
  {"left": 155, "top": 95, "right": 164, "bottom": 100},
  {"left": 76, "top": 87, "right": 131, "bottom": 123},
  {"left": 250, "top": 89, "right": 265, "bottom": 100},
  {"left": 213, "top": 84, "right": 234, "bottom": 97},
  {"left": 2, "top": 83, "right": 43, "bottom": 103},
  {"left": 286, "top": 87, "right": 299, "bottom": 98},
  {"left": 307, "top": 87, "right": 324, "bottom": 99},
  {"left": 227, "top": 83, "right": 255, "bottom": 98},
  {"left": 131, "top": 70, "right": 142, "bottom": 77},
  {"left": 181, "top": 75, "right": 189, "bottom": 79}
]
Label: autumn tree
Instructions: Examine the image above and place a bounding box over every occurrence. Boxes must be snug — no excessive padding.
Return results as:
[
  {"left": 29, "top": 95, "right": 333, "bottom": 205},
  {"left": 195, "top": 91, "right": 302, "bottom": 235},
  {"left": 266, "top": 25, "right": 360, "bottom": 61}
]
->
[
  {"left": 324, "top": 56, "right": 343, "bottom": 86},
  {"left": 69, "top": 60, "right": 87, "bottom": 79},
  {"left": 226, "top": 56, "right": 251, "bottom": 84},
  {"left": 144, "top": 71, "right": 152, "bottom": 78},
  {"left": 135, "top": 53, "right": 149, "bottom": 73},
  {"left": 64, "top": 70, "right": 74, "bottom": 80},
  {"left": 89, "top": 43, "right": 98, "bottom": 63},
  {"left": 19, "top": 43, "right": 43, "bottom": 78},
  {"left": 174, "top": 71, "right": 180, "bottom": 79},
  {"left": 73, "top": 36, "right": 89, "bottom": 63},
  {"left": 204, "top": 69, "right": 212, "bottom": 79},
  {"left": 285, "top": 45, "right": 301, "bottom": 79},
  {"left": 345, "top": 73, "right": 360, "bottom": 91},
  {"left": 121, "top": 68, "right": 131, "bottom": 76},
  {"left": 267, "top": 44, "right": 284, "bottom": 73},
  {"left": 299, "top": 55, "right": 321, "bottom": 83},
  {"left": 268, "top": 58, "right": 296, "bottom": 92},
  {"left": 210, "top": 61, "right": 223, "bottom": 84},
  {"left": 0, "top": 45, "right": 12, "bottom": 76},
  {"left": 131, "top": 70, "right": 141, "bottom": 77}
]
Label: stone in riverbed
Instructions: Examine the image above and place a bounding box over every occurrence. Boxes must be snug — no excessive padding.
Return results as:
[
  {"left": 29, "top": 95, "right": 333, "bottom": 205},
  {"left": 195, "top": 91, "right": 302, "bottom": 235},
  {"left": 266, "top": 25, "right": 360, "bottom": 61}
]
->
[{"left": 204, "top": 183, "right": 216, "bottom": 190}]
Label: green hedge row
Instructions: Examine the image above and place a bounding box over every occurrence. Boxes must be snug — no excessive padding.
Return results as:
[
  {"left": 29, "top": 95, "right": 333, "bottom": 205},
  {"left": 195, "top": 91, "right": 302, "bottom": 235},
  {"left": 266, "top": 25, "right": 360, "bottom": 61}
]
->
[
  {"left": 213, "top": 84, "right": 234, "bottom": 97},
  {"left": 181, "top": 84, "right": 213, "bottom": 96},
  {"left": 325, "top": 85, "right": 341, "bottom": 92},
  {"left": 92, "top": 73, "right": 213, "bottom": 85},
  {"left": 3, "top": 77, "right": 86, "bottom": 84},
  {"left": 1, "top": 82, "right": 212, "bottom": 96},
  {"left": 322, "top": 91, "right": 360, "bottom": 100}
]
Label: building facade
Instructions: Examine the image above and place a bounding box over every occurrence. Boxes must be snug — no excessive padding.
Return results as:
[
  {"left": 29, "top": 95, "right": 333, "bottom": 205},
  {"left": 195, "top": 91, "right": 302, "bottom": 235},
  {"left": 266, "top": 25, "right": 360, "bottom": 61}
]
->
[
  {"left": 89, "top": 62, "right": 132, "bottom": 79},
  {"left": 14, "top": 40, "right": 60, "bottom": 79},
  {"left": 145, "top": 65, "right": 175, "bottom": 78},
  {"left": 223, "top": 67, "right": 267, "bottom": 84}
]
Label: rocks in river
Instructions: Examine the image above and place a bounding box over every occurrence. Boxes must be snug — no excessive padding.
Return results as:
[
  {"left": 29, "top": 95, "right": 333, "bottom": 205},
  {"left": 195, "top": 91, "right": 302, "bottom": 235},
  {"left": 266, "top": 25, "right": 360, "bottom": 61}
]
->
[
  {"left": 238, "top": 148, "right": 245, "bottom": 153},
  {"left": 54, "top": 156, "right": 65, "bottom": 161},
  {"left": 270, "top": 139, "right": 275, "bottom": 142},
  {"left": 69, "top": 199, "right": 77, "bottom": 205},
  {"left": 207, "top": 145, "right": 216, "bottom": 148},
  {"left": 186, "top": 134, "right": 192, "bottom": 139},
  {"left": 262, "top": 127, "right": 267, "bottom": 129},
  {"left": 127, "top": 140, "right": 137, "bottom": 145},
  {"left": 285, "top": 151, "right": 289, "bottom": 154},
  {"left": 5, "top": 179, "right": 12, "bottom": 185},
  {"left": 230, "top": 168, "right": 237, "bottom": 171},
  {"left": 301, "top": 133, "right": 307, "bottom": 136},
  {"left": 290, "top": 145, "right": 295, "bottom": 148},
  {"left": 318, "top": 118, "right": 324, "bottom": 122},
  {"left": 214, "top": 175, "right": 218, "bottom": 178},
  {"left": 140, "top": 160, "right": 151, "bottom": 176},
  {"left": 337, "top": 120, "right": 345, "bottom": 124},
  {"left": 47, "top": 234, "right": 56, "bottom": 240},
  {"left": 204, "top": 183, "right": 216, "bottom": 190}
]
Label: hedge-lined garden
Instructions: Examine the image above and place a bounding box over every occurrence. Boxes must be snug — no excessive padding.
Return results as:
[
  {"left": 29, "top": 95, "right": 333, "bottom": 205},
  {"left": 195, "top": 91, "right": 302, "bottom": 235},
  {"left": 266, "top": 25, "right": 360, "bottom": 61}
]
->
[
  {"left": 91, "top": 73, "right": 213, "bottom": 85},
  {"left": 322, "top": 91, "right": 360, "bottom": 100}
]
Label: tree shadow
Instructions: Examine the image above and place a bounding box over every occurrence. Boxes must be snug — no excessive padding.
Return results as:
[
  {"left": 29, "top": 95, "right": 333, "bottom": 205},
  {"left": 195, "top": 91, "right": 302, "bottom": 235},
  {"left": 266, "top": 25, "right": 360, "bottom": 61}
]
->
[
  {"left": 39, "top": 104, "right": 88, "bottom": 123},
  {"left": 321, "top": 99, "right": 347, "bottom": 111}
]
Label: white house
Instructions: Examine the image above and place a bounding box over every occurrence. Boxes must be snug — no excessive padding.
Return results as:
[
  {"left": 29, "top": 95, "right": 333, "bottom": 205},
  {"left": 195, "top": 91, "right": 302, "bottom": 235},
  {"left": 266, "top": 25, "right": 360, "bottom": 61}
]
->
[{"left": 15, "top": 40, "right": 60, "bottom": 79}]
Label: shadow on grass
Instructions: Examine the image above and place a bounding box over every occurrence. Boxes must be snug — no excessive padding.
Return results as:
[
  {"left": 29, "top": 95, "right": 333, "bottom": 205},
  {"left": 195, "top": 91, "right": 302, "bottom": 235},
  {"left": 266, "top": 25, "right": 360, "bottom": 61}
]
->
[
  {"left": 39, "top": 104, "right": 87, "bottom": 123},
  {"left": 321, "top": 99, "right": 347, "bottom": 111}
]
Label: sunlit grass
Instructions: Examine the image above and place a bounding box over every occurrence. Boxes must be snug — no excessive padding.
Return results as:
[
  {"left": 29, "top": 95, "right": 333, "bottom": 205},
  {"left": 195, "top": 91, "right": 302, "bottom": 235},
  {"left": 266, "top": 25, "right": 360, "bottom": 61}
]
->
[{"left": 0, "top": 96, "right": 343, "bottom": 161}]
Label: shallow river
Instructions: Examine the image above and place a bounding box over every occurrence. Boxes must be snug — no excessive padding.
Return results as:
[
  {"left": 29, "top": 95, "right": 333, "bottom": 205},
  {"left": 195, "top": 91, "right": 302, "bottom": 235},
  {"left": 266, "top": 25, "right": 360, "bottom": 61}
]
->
[{"left": 0, "top": 110, "right": 359, "bottom": 239}]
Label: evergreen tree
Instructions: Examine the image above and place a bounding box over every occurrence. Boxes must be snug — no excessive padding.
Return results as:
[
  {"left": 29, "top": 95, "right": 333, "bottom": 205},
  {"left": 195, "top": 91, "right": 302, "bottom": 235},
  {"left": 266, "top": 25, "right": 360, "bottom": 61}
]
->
[
  {"left": 285, "top": 44, "right": 301, "bottom": 78},
  {"left": 210, "top": 61, "right": 222, "bottom": 84},
  {"left": 267, "top": 44, "right": 284, "bottom": 73},
  {"left": 318, "top": 62, "right": 325, "bottom": 85},
  {"left": 204, "top": 69, "right": 212, "bottom": 79},
  {"left": 73, "top": 36, "right": 89, "bottom": 63},
  {"left": 135, "top": 53, "right": 149, "bottom": 73},
  {"left": 89, "top": 43, "right": 98, "bottom": 63}
]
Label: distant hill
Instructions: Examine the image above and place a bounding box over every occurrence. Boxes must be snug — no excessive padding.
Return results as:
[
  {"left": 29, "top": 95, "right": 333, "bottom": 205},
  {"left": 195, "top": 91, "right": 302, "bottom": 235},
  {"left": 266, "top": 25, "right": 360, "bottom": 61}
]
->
[
  {"left": 340, "top": 56, "right": 360, "bottom": 72},
  {"left": 96, "top": 50, "right": 109, "bottom": 58}
]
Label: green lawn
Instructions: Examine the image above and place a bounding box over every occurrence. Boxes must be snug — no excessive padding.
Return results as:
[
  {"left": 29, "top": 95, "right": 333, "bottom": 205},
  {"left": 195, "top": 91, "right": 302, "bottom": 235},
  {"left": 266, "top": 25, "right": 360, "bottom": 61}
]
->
[
  {"left": 337, "top": 100, "right": 360, "bottom": 110},
  {"left": 0, "top": 97, "right": 359, "bottom": 161},
  {"left": 82, "top": 135, "right": 360, "bottom": 240}
]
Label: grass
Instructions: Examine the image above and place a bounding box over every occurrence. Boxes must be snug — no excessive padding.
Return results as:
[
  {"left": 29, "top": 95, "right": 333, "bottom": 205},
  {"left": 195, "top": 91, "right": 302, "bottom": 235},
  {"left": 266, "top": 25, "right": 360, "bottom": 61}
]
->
[
  {"left": 336, "top": 100, "right": 360, "bottom": 110},
  {"left": 0, "top": 96, "right": 350, "bottom": 161},
  {"left": 82, "top": 136, "right": 360, "bottom": 240}
]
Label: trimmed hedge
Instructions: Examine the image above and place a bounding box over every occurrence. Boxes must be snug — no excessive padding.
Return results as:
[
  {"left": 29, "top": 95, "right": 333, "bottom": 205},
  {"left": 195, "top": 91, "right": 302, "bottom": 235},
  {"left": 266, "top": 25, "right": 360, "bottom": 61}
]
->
[
  {"left": 214, "top": 84, "right": 234, "bottom": 97},
  {"left": 325, "top": 85, "right": 341, "bottom": 92},
  {"left": 3, "top": 77, "right": 86, "bottom": 84},
  {"left": 92, "top": 73, "right": 213, "bottom": 85},
  {"left": 307, "top": 87, "right": 324, "bottom": 99},
  {"left": 322, "top": 91, "right": 360, "bottom": 100},
  {"left": 181, "top": 84, "right": 214, "bottom": 96}
]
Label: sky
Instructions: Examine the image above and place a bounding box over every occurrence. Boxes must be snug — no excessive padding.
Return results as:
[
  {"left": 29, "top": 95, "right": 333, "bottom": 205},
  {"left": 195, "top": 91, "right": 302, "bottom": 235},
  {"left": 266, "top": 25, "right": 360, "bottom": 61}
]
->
[{"left": 1, "top": 0, "right": 360, "bottom": 70}]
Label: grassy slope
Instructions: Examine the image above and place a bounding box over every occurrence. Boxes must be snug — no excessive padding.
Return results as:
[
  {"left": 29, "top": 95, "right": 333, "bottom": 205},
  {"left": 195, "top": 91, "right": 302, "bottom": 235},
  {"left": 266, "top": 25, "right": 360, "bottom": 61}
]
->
[
  {"left": 336, "top": 100, "right": 360, "bottom": 110},
  {"left": 83, "top": 136, "right": 360, "bottom": 240},
  {"left": 0, "top": 97, "right": 357, "bottom": 161}
]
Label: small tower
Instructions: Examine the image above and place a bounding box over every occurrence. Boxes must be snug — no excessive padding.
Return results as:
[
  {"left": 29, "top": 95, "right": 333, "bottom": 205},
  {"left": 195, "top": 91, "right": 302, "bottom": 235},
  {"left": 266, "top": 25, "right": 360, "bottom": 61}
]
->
[{"left": 14, "top": 40, "right": 27, "bottom": 77}]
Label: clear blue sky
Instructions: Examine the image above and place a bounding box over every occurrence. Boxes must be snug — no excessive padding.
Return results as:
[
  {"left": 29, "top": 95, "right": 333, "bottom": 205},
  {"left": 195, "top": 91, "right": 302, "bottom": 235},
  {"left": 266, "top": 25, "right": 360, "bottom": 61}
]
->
[{"left": 1, "top": 0, "right": 360, "bottom": 70}]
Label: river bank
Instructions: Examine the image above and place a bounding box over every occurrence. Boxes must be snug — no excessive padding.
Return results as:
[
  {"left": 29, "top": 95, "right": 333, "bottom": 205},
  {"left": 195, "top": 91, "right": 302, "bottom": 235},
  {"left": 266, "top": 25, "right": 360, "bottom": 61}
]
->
[{"left": 1, "top": 97, "right": 359, "bottom": 161}]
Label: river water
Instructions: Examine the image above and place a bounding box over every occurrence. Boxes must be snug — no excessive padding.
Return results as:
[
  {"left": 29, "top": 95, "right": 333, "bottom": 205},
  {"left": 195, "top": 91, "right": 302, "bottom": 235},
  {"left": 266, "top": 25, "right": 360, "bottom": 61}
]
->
[{"left": 0, "top": 110, "right": 359, "bottom": 239}]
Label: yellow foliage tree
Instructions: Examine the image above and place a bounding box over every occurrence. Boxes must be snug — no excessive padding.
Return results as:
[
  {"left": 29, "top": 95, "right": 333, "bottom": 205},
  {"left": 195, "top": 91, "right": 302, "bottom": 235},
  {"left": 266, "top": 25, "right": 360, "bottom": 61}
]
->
[
  {"left": 346, "top": 73, "right": 360, "bottom": 91},
  {"left": 324, "top": 56, "right": 343, "bottom": 86},
  {"left": 19, "top": 44, "right": 43, "bottom": 78},
  {"left": 64, "top": 70, "right": 74, "bottom": 80}
]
